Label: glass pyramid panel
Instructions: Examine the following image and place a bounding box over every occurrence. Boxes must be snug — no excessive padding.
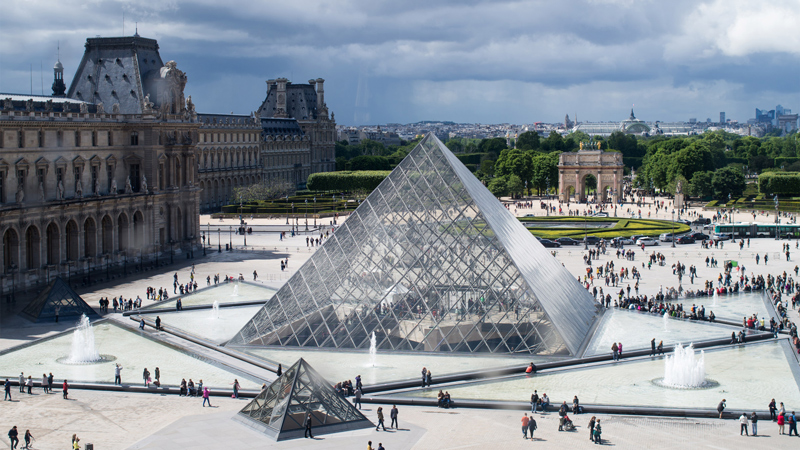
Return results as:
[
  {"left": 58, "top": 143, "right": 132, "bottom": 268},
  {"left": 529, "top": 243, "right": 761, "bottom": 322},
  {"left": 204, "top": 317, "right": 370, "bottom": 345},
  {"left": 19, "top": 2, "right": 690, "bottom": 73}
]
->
[
  {"left": 20, "top": 277, "right": 98, "bottom": 322},
  {"left": 237, "top": 358, "right": 372, "bottom": 440},
  {"left": 228, "top": 134, "right": 600, "bottom": 355}
]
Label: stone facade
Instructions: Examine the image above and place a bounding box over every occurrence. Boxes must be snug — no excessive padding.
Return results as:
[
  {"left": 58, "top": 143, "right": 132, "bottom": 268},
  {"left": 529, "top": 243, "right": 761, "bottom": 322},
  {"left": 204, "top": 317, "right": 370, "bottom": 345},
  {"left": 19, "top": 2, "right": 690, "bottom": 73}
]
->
[{"left": 558, "top": 150, "right": 624, "bottom": 203}]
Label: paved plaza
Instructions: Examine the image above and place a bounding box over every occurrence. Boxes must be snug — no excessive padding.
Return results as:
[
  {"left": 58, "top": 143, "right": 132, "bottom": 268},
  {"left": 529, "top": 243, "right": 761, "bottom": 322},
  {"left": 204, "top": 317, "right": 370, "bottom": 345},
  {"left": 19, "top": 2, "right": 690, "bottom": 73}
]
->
[{"left": 2, "top": 197, "right": 800, "bottom": 449}]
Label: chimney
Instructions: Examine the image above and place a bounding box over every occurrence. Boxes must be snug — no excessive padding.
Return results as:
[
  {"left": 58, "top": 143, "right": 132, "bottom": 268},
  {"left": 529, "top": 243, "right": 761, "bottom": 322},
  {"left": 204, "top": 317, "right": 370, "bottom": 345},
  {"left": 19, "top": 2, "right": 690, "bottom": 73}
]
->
[
  {"left": 275, "top": 78, "right": 288, "bottom": 118},
  {"left": 315, "top": 78, "right": 325, "bottom": 109}
]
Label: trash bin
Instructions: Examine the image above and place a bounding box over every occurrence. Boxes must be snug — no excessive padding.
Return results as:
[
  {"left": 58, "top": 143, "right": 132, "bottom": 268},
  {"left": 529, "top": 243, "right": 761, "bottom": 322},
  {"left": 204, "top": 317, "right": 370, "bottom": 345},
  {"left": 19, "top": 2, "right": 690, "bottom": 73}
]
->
[{"left": 85, "top": 444, "right": 94, "bottom": 450}]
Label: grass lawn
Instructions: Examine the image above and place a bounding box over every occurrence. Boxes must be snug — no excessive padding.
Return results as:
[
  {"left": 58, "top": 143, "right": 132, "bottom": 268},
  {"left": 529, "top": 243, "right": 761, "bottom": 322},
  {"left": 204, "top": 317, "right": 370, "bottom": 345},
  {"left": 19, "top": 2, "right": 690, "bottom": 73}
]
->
[{"left": 518, "top": 216, "right": 690, "bottom": 240}]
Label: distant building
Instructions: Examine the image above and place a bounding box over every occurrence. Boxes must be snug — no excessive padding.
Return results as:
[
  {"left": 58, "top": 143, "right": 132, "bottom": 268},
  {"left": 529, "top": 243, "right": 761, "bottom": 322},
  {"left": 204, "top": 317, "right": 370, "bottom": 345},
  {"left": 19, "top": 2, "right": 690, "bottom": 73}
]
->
[{"left": 720, "top": 112, "right": 725, "bottom": 124}]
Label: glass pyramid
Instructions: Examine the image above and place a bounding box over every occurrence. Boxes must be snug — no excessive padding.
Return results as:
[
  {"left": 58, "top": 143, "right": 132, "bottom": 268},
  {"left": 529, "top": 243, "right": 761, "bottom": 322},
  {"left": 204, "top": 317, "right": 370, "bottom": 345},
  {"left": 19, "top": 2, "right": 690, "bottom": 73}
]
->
[
  {"left": 20, "top": 277, "right": 98, "bottom": 322},
  {"left": 228, "top": 134, "right": 599, "bottom": 355},
  {"left": 236, "top": 358, "right": 372, "bottom": 440}
]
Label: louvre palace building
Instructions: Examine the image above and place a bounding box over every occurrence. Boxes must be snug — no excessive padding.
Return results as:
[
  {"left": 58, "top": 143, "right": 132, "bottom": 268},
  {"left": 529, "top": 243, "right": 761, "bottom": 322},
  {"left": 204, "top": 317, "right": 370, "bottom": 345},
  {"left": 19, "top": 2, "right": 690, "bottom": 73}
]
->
[{"left": 0, "top": 34, "right": 335, "bottom": 297}]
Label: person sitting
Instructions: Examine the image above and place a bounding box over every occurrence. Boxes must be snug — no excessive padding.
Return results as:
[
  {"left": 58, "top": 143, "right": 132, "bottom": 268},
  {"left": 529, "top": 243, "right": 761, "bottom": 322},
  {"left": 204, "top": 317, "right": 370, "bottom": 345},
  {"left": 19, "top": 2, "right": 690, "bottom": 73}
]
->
[
  {"left": 179, "top": 378, "right": 187, "bottom": 396},
  {"left": 188, "top": 379, "right": 196, "bottom": 397},
  {"left": 442, "top": 391, "right": 452, "bottom": 408},
  {"left": 437, "top": 390, "right": 445, "bottom": 407},
  {"left": 540, "top": 393, "right": 550, "bottom": 410},
  {"left": 525, "top": 363, "right": 537, "bottom": 374}
]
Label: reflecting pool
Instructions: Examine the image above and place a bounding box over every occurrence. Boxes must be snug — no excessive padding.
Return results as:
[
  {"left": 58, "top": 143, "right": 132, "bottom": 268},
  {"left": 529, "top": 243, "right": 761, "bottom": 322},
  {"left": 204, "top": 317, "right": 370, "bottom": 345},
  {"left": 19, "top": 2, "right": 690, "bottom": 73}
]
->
[
  {"left": 142, "top": 282, "right": 276, "bottom": 311},
  {"left": 151, "top": 305, "right": 262, "bottom": 344}
]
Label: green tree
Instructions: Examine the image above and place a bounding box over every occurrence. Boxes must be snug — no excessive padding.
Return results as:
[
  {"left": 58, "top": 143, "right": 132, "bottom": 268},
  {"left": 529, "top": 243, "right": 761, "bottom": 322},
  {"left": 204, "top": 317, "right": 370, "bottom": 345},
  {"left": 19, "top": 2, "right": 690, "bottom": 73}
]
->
[
  {"left": 477, "top": 160, "right": 495, "bottom": 180},
  {"left": 494, "top": 148, "right": 532, "bottom": 185},
  {"left": 540, "top": 131, "right": 565, "bottom": 152},
  {"left": 530, "top": 152, "right": 559, "bottom": 194},
  {"left": 479, "top": 137, "right": 507, "bottom": 157},
  {"left": 507, "top": 174, "right": 524, "bottom": 197},
  {"left": 349, "top": 155, "right": 390, "bottom": 171},
  {"left": 516, "top": 131, "right": 540, "bottom": 150},
  {"left": 712, "top": 166, "right": 745, "bottom": 199},
  {"left": 446, "top": 139, "right": 465, "bottom": 153},
  {"left": 688, "top": 171, "right": 714, "bottom": 198},
  {"left": 487, "top": 176, "right": 509, "bottom": 197}
]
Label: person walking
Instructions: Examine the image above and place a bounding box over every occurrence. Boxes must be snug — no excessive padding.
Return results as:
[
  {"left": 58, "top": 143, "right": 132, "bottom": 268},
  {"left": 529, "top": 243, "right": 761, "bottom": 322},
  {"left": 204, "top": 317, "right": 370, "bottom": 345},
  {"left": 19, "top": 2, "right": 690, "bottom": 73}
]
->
[
  {"left": 528, "top": 415, "right": 537, "bottom": 440},
  {"left": 62, "top": 380, "right": 69, "bottom": 399},
  {"left": 42, "top": 373, "right": 49, "bottom": 394},
  {"left": 23, "top": 429, "right": 34, "bottom": 449},
  {"left": 72, "top": 435, "right": 80, "bottom": 450},
  {"left": 304, "top": 412, "right": 314, "bottom": 438},
  {"left": 390, "top": 404, "right": 398, "bottom": 429},
  {"left": 717, "top": 399, "right": 726, "bottom": 419},
  {"left": 114, "top": 364, "right": 123, "bottom": 385},
  {"left": 232, "top": 379, "right": 240, "bottom": 399},
  {"left": 276, "top": 364, "right": 282, "bottom": 377},
  {"left": 8, "top": 426, "right": 19, "bottom": 450},
  {"left": 777, "top": 411, "right": 785, "bottom": 435},
  {"left": 521, "top": 413, "right": 530, "bottom": 439},
  {"left": 750, "top": 412, "right": 758, "bottom": 436},
  {"left": 593, "top": 419, "right": 602, "bottom": 444},
  {"left": 789, "top": 411, "right": 798, "bottom": 436},
  {"left": 650, "top": 338, "right": 656, "bottom": 356},
  {"left": 4, "top": 378, "right": 11, "bottom": 401},
  {"left": 376, "top": 407, "right": 386, "bottom": 431},
  {"left": 48, "top": 373, "right": 53, "bottom": 393},
  {"left": 588, "top": 416, "right": 596, "bottom": 440},
  {"left": 739, "top": 412, "right": 749, "bottom": 436},
  {"left": 611, "top": 342, "right": 619, "bottom": 361},
  {"left": 354, "top": 387, "right": 363, "bottom": 410},
  {"left": 202, "top": 386, "right": 212, "bottom": 407},
  {"left": 143, "top": 368, "right": 150, "bottom": 387}
]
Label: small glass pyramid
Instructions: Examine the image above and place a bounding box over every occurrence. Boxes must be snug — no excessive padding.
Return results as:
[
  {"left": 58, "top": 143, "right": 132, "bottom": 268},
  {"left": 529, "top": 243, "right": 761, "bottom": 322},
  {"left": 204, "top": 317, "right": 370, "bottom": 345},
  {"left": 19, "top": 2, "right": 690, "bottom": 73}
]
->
[
  {"left": 228, "top": 134, "right": 599, "bottom": 355},
  {"left": 20, "top": 277, "right": 98, "bottom": 322},
  {"left": 237, "top": 358, "right": 372, "bottom": 440}
]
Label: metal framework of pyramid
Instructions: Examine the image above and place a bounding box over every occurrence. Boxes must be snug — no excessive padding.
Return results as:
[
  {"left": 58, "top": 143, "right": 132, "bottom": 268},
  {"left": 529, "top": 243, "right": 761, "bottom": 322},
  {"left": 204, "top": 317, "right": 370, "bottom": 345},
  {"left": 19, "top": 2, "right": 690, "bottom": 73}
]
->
[
  {"left": 235, "top": 358, "right": 372, "bottom": 440},
  {"left": 20, "top": 277, "right": 98, "bottom": 322},
  {"left": 228, "top": 134, "right": 599, "bottom": 356}
]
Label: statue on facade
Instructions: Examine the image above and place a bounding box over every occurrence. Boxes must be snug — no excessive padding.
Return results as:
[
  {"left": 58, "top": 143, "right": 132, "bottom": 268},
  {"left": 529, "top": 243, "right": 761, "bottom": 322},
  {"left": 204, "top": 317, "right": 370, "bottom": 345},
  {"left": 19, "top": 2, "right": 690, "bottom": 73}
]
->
[
  {"left": 45, "top": 99, "right": 53, "bottom": 112},
  {"left": 111, "top": 178, "right": 117, "bottom": 195},
  {"left": 93, "top": 178, "right": 100, "bottom": 196},
  {"left": 56, "top": 180, "right": 64, "bottom": 200},
  {"left": 39, "top": 182, "right": 45, "bottom": 202},
  {"left": 142, "top": 94, "right": 155, "bottom": 114},
  {"left": 186, "top": 95, "right": 195, "bottom": 113},
  {"left": 2, "top": 98, "right": 12, "bottom": 111},
  {"left": 79, "top": 102, "right": 88, "bottom": 113},
  {"left": 96, "top": 102, "right": 105, "bottom": 114},
  {"left": 75, "top": 180, "right": 83, "bottom": 198},
  {"left": 25, "top": 99, "right": 34, "bottom": 112},
  {"left": 124, "top": 176, "right": 133, "bottom": 194},
  {"left": 141, "top": 174, "right": 148, "bottom": 193},
  {"left": 112, "top": 103, "right": 120, "bottom": 114},
  {"left": 15, "top": 186, "right": 24, "bottom": 203}
]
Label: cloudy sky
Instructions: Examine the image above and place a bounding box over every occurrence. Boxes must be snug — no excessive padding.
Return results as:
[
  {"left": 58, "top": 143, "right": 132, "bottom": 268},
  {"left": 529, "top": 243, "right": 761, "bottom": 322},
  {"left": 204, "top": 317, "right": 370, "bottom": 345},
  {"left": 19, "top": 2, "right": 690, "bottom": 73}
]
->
[{"left": 1, "top": 0, "right": 798, "bottom": 125}]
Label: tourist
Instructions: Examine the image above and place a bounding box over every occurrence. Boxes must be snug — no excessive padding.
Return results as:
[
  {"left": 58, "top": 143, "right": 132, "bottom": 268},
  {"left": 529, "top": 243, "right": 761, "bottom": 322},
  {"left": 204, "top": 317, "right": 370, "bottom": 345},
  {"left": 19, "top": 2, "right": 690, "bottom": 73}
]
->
[
  {"left": 593, "top": 419, "right": 602, "bottom": 444},
  {"left": 72, "top": 435, "right": 80, "bottom": 450},
  {"left": 3, "top": 378, "right": 11, "bottom": 401},
  {"left": 114, "top": 364, "right": 123, "bottom": 385},
  {"left": 155, "top": 316, "right": 162, "bottom": 330},
  {"left": 23, "top": 429, "right": 34, "bottom": 449},
  {"left": 541, "top": 393, "right": 550, "bottom": 410},
  {"left": 750, "top": 412, "right": 758, "bottom": 436},
  {"left": 139, "top": 318, "right": 145, "bottom": 330},
  {"left": 253, "top": 270, "right": 258, "bottom": 280},
  {"left": 180, "top": 379, "right": 187, "bottom": 396},
  {"left": 426, "top": 370, "right": 432, "bottom": 387},
  {"left": 531, "top": 390, "right": 539, "bottom": 413},
  {"left": 789, "top": 411, "right": 798, "bottom": 436},
  {"left": 618, "top": 342, "right": 623, "bottom": 358},
  {"left": 521, "top": 413, "right": 530, "bottom": 439},
  {"left": 375, "top": 406, "right": 386, "bottom": 431},
  {"left": 303, "top": 412, "right": 314, "bottom": 438},
  {"left": 377, "top": 443, "right": 385, "bottom": 450},
  {"left": 739, "top": 412, "right": 749, "bottom": 436},
  {"left": 202, "top": 386, "right": 212, "bottom": 407},
  {"left": 588, "top": 416, "right": 596, "bottom": 440},
  {"left": 354, "top": 387, "right": 363, "bottom": 409},
  {"left": 525, "top": 362, "right": 537, "bottom": 374},
  {"left": 528, "top": 415, "right": 537, "bottom": 440},
  {"left": 367, "top": 441, "right": 373, "bottom": 450},
  {"left": 717, "top": 399, "right": 726, "bottom": 418},
  {"left": 155, "top": 367, "right": 161, "bottom": 386},
  {"left": 25, "top": 376, "right": 32, "bottom": 394},
  {"left": 276, "top": 364, "right": 282, "bottom": 376},
  {"left": 779, "top": 402, "right": 786, "bottom": 416},
  {"left": 390, "top": 404, "right": 398, "bottom": 429},
  {"left": 48, "top": 373, "right": 53, "bottom": 393},
  {"left": 232, "top": 379, "right": 240, "bottom": 399},
  {"left": 769, "top": 399, "right": 777, "bottom": 421},
  {"left": 188, "top": 379, "right": 196, "bottom": 396},
  {"left": 41, "top": 373, "right": 49, "bottom": 394},
  {"left": 8, "top": 426, "right": 19, "bottom": 450},
  {"left": 143, "top": 368, "right": 150, "bottom": 387},
  {"left": 19, "top": 372, "right": 24, "bottom": 393},
  {"left": 573, "top": 395, "right": 580, "bottom": 414},
  {"left": 421, "top": 367, "right": 427, "bottom": 387},
  {"left": 777, "top": 411, "right": 785, "bottom": 435},
  {"left": 355, "top": 374, "right": 363, "bottom": 392},
  {"left": 62, "top": 380, "right": 69, "bottom": 399},
  {"left": 650, "top": 338, "right": 656, "bottom": 356},
  {"left": 611, "top": 342, "right": 619, "bottom": 361}
]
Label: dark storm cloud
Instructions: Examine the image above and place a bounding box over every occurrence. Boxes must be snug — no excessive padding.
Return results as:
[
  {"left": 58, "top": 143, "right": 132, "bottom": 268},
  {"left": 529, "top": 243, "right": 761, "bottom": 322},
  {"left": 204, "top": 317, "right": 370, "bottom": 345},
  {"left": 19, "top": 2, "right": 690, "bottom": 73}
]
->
[{"left": 1, "top": 0, "right": 798, "bottom": 124}]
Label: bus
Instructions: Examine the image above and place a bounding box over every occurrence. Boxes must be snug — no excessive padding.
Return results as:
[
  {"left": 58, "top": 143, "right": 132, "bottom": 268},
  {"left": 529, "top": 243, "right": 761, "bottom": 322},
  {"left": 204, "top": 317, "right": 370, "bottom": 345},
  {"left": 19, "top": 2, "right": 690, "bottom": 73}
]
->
[{"left": 713, "top": 222, "right": 800, "bottom": 239}]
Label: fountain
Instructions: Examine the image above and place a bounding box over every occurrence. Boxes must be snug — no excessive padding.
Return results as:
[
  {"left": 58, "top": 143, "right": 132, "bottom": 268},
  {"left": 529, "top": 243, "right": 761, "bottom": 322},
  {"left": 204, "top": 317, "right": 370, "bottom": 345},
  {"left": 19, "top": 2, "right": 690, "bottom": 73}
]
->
[
  {"left": 58, "top": 314, "right": 113, "bottom": 365},
  {"left": 655, "top": 343, "right": 714, "bottom": 389},
  {"left": 712, "top": 289, "right": 718, "bottom": 307},
  {"left": 211, "top": 300, "right": 220, "bottom": 319},
  {"left": 232, "top": 284, "right": 239, "bottom": 297},
  {"left": 662, "top": 312, "right": 669, "bottom": 332},
  {"left": 369, "top": 331, "right": 377, "bottom": 367}
]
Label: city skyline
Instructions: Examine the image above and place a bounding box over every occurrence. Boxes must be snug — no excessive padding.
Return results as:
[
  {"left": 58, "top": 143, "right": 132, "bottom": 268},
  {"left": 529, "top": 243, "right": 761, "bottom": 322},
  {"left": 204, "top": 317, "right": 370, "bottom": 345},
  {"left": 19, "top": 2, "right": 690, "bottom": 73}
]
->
[{"left": 1, "top": 0, "right": 798, "bottom": 126}]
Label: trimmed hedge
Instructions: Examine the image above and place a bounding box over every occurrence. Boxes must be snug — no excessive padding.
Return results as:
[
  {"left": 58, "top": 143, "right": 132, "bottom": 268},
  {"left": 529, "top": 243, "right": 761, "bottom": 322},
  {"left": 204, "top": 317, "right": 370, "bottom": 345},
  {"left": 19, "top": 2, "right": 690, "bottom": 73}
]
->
[
  {"left": 622, "top": 157, "right": 643, "bottom": 168},
  {"left": 758, "top": 172, "right": 800, "bottom": 195},
  {"left": 519, "top": 217, "right": 690, "bottom": 239},
  {"left": 774, "top": 157, "right": 800, "bottom": 167},
  {"left": 306, "top": 171, "right": 391, "bottom": 192},
  {"left": 456, "top": 153, "right": 486, "bottom": 166}
]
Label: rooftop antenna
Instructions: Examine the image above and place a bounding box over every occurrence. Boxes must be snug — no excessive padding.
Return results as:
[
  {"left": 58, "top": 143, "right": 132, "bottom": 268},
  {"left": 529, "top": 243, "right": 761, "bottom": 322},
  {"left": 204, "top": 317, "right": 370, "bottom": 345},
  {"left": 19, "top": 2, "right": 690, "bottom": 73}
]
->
[
  {"left": 40, "top": 60, "right": 43, "bottom": 95},
  {"left": 30, "top": 63, "right": 33, "bottom": 95},
  {"left": 134, "top": 22, "right": 139, "bottom": 37}
]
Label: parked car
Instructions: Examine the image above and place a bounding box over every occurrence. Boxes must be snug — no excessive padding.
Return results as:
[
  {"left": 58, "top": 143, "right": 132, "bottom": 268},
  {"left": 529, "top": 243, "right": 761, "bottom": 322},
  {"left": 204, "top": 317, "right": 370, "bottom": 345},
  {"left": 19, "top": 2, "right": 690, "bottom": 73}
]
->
[
  {"left": 676, "top": 235, "right": 696, "bottom": 244},
  {"left": 555, "top": 237, "right": 581, "bottom": 246},
  {"left": 583, "top": 235, "right": 603, "bottom": 245},
  {"left": 611, "top": 237, "right": 635, "bottom": 245},
  {"left": 629, "top": 235, "right": 647, "bottom": 242},
  {"left": 659, "top": 233, "right": 675, "bottom": 242},
  {"left": 689, "top": 232, "right": 710, "bottom": 241},
  {"left": 592, "top": 212, "right": 610, "bottom": 217},
  {"left": 712, "top": 233, "right": 732, "bottom": 241},
  {"left": 538, "top": 239, "right": 561, "bottom": 248},
  {"left": 636, "top": 237, "right": 659, "bottom": 246},
  {"left": 678, "top": 219, "right": 691, "bottom": 225},
  {"left": 693, "top": 217, "right": 711, "bottom": 225}
]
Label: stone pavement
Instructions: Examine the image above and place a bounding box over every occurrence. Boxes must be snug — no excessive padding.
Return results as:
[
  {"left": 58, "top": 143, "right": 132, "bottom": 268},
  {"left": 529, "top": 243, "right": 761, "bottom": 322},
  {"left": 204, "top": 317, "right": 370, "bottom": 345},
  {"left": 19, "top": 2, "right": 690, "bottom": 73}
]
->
[{"left": 2, "top": 388, "right": 799, "bottom": 450}]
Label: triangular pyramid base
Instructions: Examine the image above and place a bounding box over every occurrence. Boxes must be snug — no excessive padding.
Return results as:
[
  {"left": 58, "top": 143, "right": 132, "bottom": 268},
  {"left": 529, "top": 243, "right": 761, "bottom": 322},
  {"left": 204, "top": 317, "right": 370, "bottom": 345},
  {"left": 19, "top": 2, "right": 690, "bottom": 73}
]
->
[
  {"left": 235, "top": 358, "right": 373, "bottom": 441},
  {"left": 20, "top": 277, "right": 98, "bottom": 323}
]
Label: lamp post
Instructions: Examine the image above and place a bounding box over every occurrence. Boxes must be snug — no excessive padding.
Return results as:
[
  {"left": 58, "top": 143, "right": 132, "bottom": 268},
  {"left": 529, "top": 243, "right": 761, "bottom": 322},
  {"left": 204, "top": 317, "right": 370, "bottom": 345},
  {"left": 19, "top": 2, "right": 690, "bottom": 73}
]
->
[
  {"left": 305, "top": 199, "right": 308, "bottom": 231},
  {"left": 728, "top": 193, "right": 732, "bottom": 224},
  {"left": 584, "top": 211, "right": 588, "bottom": 250},
  {"left": 243, "top": 222, "right": 247, "bottom": 247},
  {"left": 105, "top": 254, "right": 110, "bottom": 280},
  {"left": 285, "top": 195, "right": 290, "bottom": 225},
  {"left": 8, "top": 263, "right": 17, "bottom": 302},
  {"left": 671, "top": 210, "right": 675, "bottom": 248},
  {"left": 217, "top": 228, "right": 221, "bottom": 253},
  {"left": 313, "top": 197, "right": 317, "bottom": 228},
  {"left": 202, "top": 231, "right": 206, "bottom": 255},
  {"left": 169, "top": 239, "right": 174, "bottom": 264},
  {"left": 775, "top": 194, "right": 779, "bottom": 240},
  {"left": 229, "top": 226, "right": 232, "bottom": 250}
]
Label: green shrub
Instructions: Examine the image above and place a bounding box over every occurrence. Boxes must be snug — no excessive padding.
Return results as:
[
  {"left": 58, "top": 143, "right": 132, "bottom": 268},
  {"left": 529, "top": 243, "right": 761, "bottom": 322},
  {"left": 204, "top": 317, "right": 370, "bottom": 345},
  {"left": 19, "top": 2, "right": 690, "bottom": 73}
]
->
[{"left": 306, "top": 171, "right": 391, "bottom": 192}]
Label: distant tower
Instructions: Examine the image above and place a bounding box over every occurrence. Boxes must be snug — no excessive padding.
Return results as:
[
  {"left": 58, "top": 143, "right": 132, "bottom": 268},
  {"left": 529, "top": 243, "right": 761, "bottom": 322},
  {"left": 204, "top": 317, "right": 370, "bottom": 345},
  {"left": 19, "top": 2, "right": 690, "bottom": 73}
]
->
[
  {"left": 720, "top": 112, "right": 726, "bottom": 124},
  {"left": 52, "top": 51, "right": 66, "bottom": 97}
]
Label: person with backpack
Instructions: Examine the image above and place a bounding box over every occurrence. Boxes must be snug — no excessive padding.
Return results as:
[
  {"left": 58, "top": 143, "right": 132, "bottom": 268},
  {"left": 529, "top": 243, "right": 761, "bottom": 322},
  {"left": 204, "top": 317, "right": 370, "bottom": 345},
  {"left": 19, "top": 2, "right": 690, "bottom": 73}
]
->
[{"left": 593, "top": 419, "right": 602, "bottom": 444}]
